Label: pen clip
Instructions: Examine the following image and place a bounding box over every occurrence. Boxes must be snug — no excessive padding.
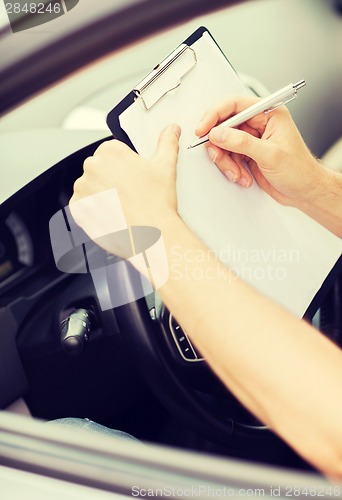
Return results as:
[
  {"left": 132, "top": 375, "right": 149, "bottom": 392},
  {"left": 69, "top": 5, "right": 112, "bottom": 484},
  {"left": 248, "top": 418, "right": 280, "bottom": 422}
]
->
[{"left": 264, "top": 94, "right": 297, "bottom": 114}]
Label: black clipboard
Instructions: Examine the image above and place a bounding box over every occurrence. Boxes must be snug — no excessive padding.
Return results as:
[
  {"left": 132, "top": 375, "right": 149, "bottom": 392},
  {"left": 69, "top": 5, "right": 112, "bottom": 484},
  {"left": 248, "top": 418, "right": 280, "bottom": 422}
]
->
[{"left": 304, "top": 255, "right": 342, "bottom": 319}]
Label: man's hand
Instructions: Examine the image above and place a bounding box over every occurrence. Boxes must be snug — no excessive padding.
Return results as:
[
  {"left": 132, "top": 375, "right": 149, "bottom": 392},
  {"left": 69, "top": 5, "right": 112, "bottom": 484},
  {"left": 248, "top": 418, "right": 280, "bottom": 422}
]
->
[
  {"left": 196, "top": 96, "right": 321, "bottom": 208},
  {"left": 69, "top": 124, "right": 181, "bottom": 246}
]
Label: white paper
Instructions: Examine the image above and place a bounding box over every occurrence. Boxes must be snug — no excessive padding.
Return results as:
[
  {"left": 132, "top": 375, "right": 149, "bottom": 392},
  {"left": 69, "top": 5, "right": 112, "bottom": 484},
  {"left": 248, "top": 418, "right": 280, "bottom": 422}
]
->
[{"left": 119, "top": 31, "right": 341, "bottom": 317}]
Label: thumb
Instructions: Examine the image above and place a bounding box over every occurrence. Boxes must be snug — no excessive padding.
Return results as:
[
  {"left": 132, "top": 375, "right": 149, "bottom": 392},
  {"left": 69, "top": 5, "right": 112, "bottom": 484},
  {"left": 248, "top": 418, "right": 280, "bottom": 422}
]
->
[
  {"left": 154, "top": 124, "right": 181, "bottom": 166},
  {"left": 209, "top": 126, "right": 268, "bottom": 164}
]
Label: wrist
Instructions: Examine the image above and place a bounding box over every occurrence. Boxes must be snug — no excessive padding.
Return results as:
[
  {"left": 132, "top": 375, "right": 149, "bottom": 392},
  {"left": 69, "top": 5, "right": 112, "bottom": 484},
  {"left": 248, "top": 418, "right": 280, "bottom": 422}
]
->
[
  {"left": 296, "top": 160, "right": 342, "bottom": 237},
  {"left": 129, "top": 210, "right": 187, "bottom": 279},
  {"left": 294, "top": 158, "right": 329, "bottom": 211},
  {"left": 156, "top": 210, "right": 184, "bottom": 232}
]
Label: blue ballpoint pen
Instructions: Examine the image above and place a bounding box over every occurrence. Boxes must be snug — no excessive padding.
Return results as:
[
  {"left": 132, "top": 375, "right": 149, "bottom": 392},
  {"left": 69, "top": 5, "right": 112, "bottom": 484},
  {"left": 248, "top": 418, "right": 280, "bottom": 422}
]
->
[{"left": 188, "top": 80, "right": 306, "bottom": 149}]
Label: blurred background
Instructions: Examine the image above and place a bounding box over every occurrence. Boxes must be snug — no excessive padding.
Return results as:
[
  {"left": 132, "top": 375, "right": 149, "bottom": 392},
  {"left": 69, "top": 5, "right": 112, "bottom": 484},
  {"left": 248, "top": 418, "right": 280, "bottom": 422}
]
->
[{"left": 0, "top": 0, "right": 341, "bottom": 201}]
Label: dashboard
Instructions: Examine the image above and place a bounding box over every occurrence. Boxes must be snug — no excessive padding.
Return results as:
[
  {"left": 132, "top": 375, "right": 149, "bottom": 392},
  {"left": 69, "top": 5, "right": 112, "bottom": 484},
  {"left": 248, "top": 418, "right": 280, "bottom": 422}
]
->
[
  {"left": 0, "top": 166, "right": 71, "bottom": 305},
  {"left": 0, "top": 133, "right": 109, "bottom": 304},
  {"left": 0, "top": 212, "right": 34, "bottom": 287},
  {"left": 0, "top": 138, "right": 143, "bottom": 419}
]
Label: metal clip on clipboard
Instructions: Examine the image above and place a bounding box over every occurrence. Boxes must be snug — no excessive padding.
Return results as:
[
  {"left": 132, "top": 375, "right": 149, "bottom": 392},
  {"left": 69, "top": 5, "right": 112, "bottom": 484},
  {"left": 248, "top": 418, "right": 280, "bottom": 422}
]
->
[{"left": 133, "top": 44, "right": 197, "bottom": 110}]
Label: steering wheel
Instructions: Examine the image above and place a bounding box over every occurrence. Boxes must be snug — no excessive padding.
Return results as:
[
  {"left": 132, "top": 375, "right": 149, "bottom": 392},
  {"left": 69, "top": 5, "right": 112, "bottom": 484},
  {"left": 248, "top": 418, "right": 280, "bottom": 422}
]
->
[
  {"left": 41, "top": 139, "right": 342, "bottom": 449},
  {"left": 112, "top": 259, "right": 342, "bottom": 449},
  {"left": 111, "top": 259, "right": 276, "bottom": 448},
  {"left": 17, "top": 136, "right": 273, "bottom": 448},
  {"left": 15, "top": 137, "right": 340, "bottom": 451}
]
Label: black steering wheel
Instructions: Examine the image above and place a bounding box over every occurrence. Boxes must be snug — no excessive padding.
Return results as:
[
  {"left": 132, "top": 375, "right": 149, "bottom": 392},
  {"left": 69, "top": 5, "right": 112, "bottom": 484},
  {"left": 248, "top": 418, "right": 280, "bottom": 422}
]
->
[
  {"left": 112, "top": 259, "right": 276, "bottom": 448},
  {"left": 110, "top": 245, "right": 342, "bottom": 449}
]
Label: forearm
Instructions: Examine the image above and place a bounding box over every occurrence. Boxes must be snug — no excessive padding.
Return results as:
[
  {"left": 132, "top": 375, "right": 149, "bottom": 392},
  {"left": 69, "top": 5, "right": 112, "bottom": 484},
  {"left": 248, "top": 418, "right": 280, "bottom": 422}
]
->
[
  {"left": 157, "top": 215, "right": 342, "bottom": 475},
  {"left": 296, "top": 162, "right": 342, "bottom": 238}
]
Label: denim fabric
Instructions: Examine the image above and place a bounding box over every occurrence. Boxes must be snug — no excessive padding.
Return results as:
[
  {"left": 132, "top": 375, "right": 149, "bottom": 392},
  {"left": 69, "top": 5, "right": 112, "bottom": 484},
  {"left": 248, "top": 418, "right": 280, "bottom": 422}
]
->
[{"left": 48, "top": 417, "right": 141, "bottom": 443}]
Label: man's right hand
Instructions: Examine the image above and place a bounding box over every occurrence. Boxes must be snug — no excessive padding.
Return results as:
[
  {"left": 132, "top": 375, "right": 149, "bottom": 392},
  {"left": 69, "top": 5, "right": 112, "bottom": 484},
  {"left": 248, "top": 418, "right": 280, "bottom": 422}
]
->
[{"left": 195, "top": 96, "right": 321, "bottom": 208}]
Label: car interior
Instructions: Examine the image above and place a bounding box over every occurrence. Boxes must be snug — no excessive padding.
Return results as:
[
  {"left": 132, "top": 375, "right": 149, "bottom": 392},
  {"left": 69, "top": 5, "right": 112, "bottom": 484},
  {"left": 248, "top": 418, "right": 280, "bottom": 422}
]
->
[{"left": 0, "top": 0, "right": 342, "bottom": 483}]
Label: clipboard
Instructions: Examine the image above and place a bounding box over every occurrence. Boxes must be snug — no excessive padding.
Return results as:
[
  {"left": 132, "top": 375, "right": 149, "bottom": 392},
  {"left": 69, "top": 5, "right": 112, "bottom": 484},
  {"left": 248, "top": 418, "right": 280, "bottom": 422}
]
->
[
  {"left": 106, "top": 27, "right": 342, "bottom": 318},
  {"left": 106, "top": 27, "right": 242, "bottom": 151}
]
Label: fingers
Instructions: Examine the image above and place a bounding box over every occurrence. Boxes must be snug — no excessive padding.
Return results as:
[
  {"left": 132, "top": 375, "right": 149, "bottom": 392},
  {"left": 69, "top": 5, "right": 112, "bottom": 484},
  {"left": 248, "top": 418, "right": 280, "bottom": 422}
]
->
[
  {"left": 93, "top": 138, "right": 134, "bottom": 158},
  {"left": 248, "top": 159, "right": 288, "bottom": 206},
  {"left": 154, "top": 124, "right": 181, "bottom": 166},
  {"left": 208, "top": 126, "right": 267, "bottom": 165},
  {"left": 196, "top": 95, "right": 262, "bottom": 137},
  {"left": 206, "top": 144, "right": 253, "bottom": 188},
  {"left": 196, "top": 108, "right": 222, "bottom": 138},
  {"left": 248, "top": 159, "right": 270, "bottom": 192}
]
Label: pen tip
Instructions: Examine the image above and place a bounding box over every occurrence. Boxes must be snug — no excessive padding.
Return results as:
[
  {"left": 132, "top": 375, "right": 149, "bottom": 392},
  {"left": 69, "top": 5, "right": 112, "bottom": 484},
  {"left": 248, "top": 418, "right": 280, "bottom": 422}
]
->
[{"left": 187, "top": 145, "right": 193, "bottom": 150}]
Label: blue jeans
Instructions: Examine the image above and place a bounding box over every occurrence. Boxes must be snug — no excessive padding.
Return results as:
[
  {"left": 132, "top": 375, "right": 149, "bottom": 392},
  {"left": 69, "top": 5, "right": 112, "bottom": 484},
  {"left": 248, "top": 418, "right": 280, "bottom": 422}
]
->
[{"left": 48, "top": 417, "right": 141, "bottom": 443}]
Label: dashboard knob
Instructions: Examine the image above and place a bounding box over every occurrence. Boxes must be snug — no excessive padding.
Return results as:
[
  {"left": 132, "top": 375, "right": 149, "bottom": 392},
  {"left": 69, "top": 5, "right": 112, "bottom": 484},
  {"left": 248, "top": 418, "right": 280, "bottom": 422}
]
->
[{"left": 60, "top": 308, "right": 92, "bottom": 355}]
